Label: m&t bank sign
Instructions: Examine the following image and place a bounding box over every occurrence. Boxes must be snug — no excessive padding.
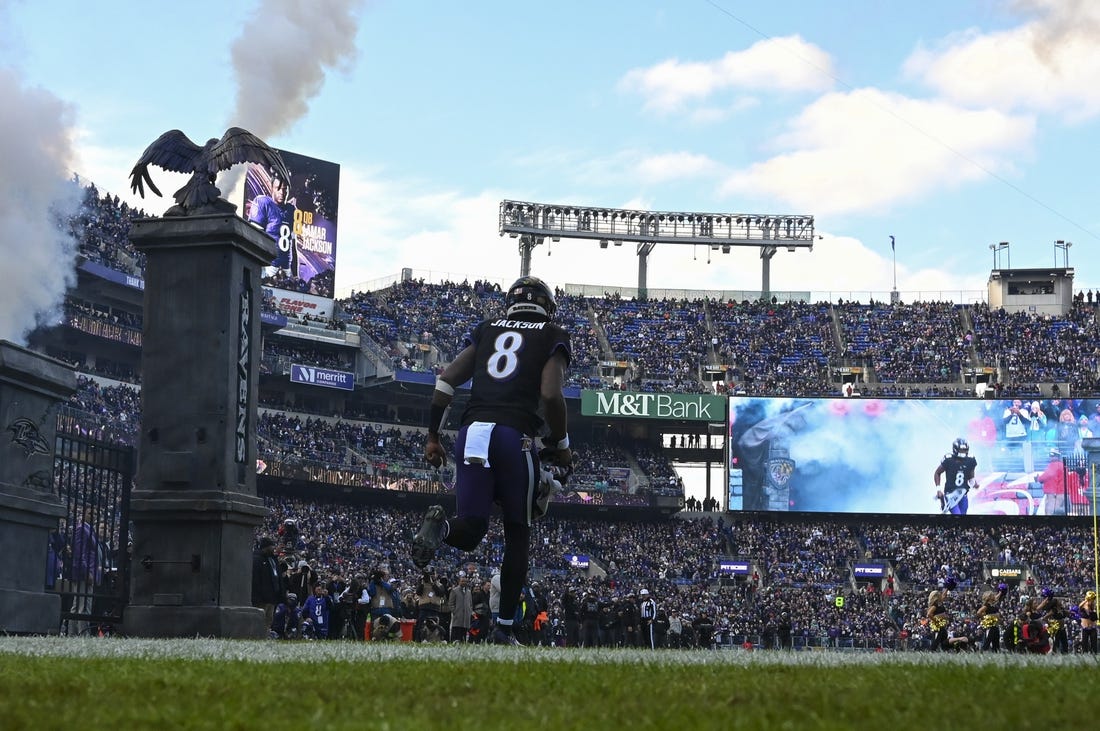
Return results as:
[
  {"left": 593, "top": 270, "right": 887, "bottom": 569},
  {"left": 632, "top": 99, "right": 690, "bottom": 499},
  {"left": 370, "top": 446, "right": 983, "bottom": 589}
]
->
[{"left": 580, "top": 390, "right": 726, "bottom": 421}]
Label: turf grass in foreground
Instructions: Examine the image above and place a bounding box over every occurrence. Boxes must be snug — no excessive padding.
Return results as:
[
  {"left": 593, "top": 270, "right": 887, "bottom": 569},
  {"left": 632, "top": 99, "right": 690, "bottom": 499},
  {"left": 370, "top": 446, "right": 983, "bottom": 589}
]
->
[{"left": 1, "top": 638, "right": 1095, "bottom": 730}]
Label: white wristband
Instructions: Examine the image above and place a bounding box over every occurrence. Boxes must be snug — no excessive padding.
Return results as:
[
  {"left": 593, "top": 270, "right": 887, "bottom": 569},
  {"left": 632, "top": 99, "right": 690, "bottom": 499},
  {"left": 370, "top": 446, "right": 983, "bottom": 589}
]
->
[
  {"left": 547, "top": 435, "right": 569, "bottom": 450},
  {"left": 434, "top": 377, "right": 455, "bottom": 396}
]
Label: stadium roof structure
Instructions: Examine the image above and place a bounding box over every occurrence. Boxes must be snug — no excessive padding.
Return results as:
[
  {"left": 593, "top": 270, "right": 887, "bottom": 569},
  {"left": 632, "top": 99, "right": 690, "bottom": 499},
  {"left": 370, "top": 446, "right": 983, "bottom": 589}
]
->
[{"left": 499, "top": 200, "right": 815, "bottom": 300}]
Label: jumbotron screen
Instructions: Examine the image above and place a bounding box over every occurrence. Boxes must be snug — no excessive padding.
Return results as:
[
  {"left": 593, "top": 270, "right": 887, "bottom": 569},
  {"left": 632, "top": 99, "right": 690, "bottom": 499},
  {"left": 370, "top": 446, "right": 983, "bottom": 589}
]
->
[
  {"left": 727, "top": 396, "right": 1094, "bottom": 516},
  {"left": 241, "top": 148, "right": 340, "bottom": 302}
]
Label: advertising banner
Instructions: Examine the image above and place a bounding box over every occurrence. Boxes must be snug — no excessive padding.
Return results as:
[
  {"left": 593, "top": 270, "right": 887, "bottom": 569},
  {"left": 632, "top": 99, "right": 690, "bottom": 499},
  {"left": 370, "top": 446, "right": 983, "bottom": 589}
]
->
[
  {"left": 290, "top": 364, "right": 355, "bottom": 391},
  {"left": 727, "top": 396, "right": 1097, "bottom": 516},
  {"left": 566, "top": 554, "right": 590, "bottom": 569},
  {"left": 853, "top": 563, "right": 887, "bottom": 579},
  {"left": 263, "top": 288, "right": 334, "bottom": 320},
  {"left": 242, "top": 149, "right": 340, "bottom": 300},
  {"left": 581, "top": 390, "right": 726, "bottom": 421},
  {"left": 607, "top": 467, "right": 632, "bottom": 490},
  {"left": 989, "top": 565, "right": 1025, "bottom": 582},
  {"left": 718, "top": 559, "right": 751, "bottom": 576}
]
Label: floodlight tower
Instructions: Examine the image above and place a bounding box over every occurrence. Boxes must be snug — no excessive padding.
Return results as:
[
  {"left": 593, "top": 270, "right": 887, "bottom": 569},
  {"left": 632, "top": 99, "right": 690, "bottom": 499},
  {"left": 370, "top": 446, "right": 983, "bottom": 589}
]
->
[
  {"left": 1055, "top": 240, "right": 1072, "bottom": 268},
  {"left": 499, "top": 201, "right": 815, "bottom": 300}
]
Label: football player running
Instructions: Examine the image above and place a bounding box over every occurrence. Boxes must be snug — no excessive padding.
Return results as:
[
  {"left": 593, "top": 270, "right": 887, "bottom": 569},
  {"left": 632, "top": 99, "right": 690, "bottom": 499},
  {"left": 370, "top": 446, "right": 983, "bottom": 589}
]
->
[
  {"left": 934, "top": 437, "right": 978, "bottom": 515},
  {"left": 414, "top": 276, "right": 572, "bottom": 645}
]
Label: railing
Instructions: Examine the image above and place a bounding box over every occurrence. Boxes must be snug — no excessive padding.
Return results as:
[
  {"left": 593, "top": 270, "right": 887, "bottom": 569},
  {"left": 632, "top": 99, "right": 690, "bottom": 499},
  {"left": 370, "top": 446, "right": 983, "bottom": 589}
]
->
[
  {"left": 339, "top": 270, "right": 992, "bottom": 306},
  {"left": 65, "top": 311, "right": 142, "bottom": 347},
  {"left": 257, "top": 453, "right": 448, "bottom": 494},
  {"left": 704, "top": 634, "right": 922, "bottom": 651}
]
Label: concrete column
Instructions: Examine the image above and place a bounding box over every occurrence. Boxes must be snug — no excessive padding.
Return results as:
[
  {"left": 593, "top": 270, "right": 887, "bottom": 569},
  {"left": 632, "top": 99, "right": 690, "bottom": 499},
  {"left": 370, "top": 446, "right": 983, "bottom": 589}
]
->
[
  {"left": 0, "top": 343, "right": 76, "bottom": 634},
  {"left": 1082, "top": 438, "right": 1100, "bottom": 518},
  {"left": 123, "top": 214, "right": 276, "bottom": 638}
]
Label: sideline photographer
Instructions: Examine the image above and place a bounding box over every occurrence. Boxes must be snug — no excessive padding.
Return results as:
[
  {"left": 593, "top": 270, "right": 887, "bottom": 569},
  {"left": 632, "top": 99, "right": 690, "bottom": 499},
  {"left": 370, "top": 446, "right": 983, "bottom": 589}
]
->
[
  {"left": 367, "top": 566, "right": 404, "bottom": 632},
  {"left": 415, "top": 569, "right": 446, "bottom": 641},
  {"left": 370, "top": 611, "right": 403, "bottom": 641},
  {"left": 337, "top": 575, "right": 369, "bottom": 640}
]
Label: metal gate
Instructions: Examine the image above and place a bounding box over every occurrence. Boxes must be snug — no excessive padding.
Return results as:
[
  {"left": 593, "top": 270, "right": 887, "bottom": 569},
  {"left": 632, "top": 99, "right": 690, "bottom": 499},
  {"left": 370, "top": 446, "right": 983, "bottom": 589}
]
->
[
  {"left": 1065, "top": 452, "right": 1094, "bottom": 517},
  {"left": 52, "top": 417, "right": 134, "bottom": 635}
]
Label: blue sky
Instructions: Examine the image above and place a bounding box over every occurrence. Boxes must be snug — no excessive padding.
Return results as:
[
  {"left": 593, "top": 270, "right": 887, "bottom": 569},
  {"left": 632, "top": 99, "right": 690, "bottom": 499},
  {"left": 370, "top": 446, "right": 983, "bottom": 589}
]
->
[{"left": 3, "top": 0, "right": 1100, "bottom": 315}]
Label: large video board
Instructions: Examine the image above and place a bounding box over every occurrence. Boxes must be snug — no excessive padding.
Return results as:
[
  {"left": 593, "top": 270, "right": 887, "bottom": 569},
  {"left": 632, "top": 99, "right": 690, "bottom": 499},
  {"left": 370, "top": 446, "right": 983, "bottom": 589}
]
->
[
  {"left": 727, "top": 396, "right": 1095, "bottom": 516},
  {"left": 242, "top": 149, "right": 340, "bottom": 300}
]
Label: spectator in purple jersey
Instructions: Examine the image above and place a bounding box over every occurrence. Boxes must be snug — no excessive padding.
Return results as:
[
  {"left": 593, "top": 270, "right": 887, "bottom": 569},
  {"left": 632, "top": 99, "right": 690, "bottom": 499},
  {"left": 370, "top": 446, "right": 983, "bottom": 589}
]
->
[
  {"left": 301, "top": 584, "right": 333, "bottom": 639},
  {"left": 415, "top": 276, "right": 573, "bottom": 645},
  {"left": 69, "top": 507, "right": 100, "bottom": 634}
]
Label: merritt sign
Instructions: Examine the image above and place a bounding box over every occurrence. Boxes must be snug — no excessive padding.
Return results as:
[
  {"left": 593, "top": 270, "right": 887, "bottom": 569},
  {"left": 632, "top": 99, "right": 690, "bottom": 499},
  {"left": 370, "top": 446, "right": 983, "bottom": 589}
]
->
[{"left": 581, "top": 390, "right": 726, "bottom": 421}]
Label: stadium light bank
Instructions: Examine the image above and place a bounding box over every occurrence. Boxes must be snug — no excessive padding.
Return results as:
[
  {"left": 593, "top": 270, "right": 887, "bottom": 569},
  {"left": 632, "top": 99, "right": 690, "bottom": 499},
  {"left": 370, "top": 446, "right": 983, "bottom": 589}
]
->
[{"left": 499, "top": 200, "right": 815, "bottom": 301}]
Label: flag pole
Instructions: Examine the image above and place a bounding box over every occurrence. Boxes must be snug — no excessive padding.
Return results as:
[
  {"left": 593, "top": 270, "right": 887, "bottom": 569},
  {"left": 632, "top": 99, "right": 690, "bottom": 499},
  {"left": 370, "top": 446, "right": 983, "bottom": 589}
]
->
[
  {"left": 890, "top": 235, "right": 897, "bottom": 290},
  {"left": 889, "top": 235, "right": 898, "bottom": 304}
]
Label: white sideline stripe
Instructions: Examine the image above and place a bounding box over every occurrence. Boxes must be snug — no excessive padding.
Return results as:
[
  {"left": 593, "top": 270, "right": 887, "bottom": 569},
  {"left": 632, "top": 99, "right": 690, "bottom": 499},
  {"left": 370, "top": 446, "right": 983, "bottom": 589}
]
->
[{"left": 0, "top": 637, "right": 1095, "bottom": 668}]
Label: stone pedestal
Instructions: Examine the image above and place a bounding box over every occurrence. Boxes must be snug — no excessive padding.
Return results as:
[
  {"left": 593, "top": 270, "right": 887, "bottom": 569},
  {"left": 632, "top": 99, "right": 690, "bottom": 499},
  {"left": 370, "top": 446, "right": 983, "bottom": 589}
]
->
[
  {"left": 123, "top": 214, "right": 276, "bottom": 638},
  {"left": 0, "top": 342, "right": 76, "bottom": 634}
]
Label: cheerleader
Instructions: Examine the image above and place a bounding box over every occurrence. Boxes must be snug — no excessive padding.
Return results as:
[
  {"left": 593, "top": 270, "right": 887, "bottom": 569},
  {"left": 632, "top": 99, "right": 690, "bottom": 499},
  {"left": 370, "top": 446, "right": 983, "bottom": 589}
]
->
[
  {"left": 927, "top": 589, "right": 950, "bottom": 651},
  {"left": 1078, "top": 590, "right": 1097, "bottom": 653},
  {"left": 976, "top": 584, "right": 1008, "bottom": 652},
  {"left": 1037, "top": 589, "right": 1069, "bottom": 654}
]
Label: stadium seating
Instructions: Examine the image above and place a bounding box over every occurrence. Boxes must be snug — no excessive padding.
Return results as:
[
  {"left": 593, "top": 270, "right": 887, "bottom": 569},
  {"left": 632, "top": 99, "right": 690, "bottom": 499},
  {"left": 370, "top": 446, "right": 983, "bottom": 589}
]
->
[{"left": 34, "top": 181, "right": 1100, "bottom": 649}]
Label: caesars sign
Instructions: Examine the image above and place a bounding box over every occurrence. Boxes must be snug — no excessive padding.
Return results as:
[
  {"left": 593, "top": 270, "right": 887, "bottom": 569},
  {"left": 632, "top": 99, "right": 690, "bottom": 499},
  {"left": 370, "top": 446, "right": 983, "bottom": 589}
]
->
[
  {"left": 581, "top": 390, "right": 726, "bottom": 421},
  {"left": 241, "top": 148, "right": 340, "bottom": 302}
]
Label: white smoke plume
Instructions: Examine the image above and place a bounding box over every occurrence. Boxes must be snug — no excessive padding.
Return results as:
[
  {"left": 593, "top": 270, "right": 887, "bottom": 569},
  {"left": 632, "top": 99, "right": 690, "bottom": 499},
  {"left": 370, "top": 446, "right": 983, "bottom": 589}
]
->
[
  {"left": 1015, "top": 0, "right": 1100, "bottom": 67},
  {"left": 220, "top": 0, "right": 365, "bottom": 194},
  {"left": 0, "top": 66, "right": 81, "bottom": 344}
]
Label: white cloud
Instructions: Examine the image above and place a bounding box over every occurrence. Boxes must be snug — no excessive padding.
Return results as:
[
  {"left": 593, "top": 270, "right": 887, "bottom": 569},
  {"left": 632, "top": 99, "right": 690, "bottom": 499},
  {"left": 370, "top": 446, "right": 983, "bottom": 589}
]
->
[
  {"left": 905, "top": 0, "right": 1100, "bottom": 121},
  {"left": 720, "top": 88, "right": 1035, "bottom": 215},
  {"left": 635, "top": 152, "right": 721, "bottom": 183},
  {"left": 688, "top": 95, "right": 762, "bottom": 125},
  {"left": 67, "top": 144, "right": 988, "bottom": 304},
  {"left": 74, "top": 129, "right": 194, "bottom": 216},
  {"left": 728, "top": 233, "right": 987, "bottom": 303},
  {"left": 329, "top": 165, "right": 982, "bottom": 304},
  {"left": 332, "top": 169, "right": 512, "bottom": 294},
  {"left": 619, "top": 35, "right": 834, "bottom": 113}
]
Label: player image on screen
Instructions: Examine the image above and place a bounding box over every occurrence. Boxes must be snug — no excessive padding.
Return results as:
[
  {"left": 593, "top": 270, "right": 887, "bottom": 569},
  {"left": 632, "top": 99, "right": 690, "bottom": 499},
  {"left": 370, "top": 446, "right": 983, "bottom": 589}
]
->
[
  {"left": 248, "top": 168, "right": 298, "bottom": 280},
  {"left": 243, "top": 149, "right": 340, "bottom": 299},
  {"left": 934, "top": 437, "right": 977, "bottom": 515}
]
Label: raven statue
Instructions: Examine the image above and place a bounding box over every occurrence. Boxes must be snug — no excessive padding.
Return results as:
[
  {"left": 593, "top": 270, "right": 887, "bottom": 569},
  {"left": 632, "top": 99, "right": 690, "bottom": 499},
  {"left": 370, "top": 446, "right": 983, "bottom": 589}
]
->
[{"left": 129, "top": 128, "right": 290, "bottom": 216}]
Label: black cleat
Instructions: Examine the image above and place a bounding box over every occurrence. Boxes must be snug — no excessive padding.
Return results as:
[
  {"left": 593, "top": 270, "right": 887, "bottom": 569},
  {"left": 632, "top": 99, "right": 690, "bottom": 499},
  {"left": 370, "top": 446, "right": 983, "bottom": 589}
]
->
[
  {"left": 491, "top": 627, "right": 523, "bottom": 646},
  {"left": 412, "top": 504, "right": 446, "bottom": 569}
]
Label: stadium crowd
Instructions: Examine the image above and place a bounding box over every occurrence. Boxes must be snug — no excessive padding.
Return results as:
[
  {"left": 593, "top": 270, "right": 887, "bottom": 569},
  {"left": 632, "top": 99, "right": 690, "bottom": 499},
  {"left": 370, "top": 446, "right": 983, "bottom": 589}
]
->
[
  {"left": 242, "top": 496, "right": 1100, "bottom": 651},
  {"left": 33, "top": 180, "right": 1100, "bottom": 653},
  {"left": 61, "top": 180, "right": 1100, "bottom": 396}
]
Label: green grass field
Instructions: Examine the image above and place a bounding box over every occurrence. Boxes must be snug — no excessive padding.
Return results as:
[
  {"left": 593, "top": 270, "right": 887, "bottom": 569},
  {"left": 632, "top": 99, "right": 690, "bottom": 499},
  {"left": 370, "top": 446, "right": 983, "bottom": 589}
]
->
[{"left": 2, "top": 638, "right": 1096, "bottom": 730}]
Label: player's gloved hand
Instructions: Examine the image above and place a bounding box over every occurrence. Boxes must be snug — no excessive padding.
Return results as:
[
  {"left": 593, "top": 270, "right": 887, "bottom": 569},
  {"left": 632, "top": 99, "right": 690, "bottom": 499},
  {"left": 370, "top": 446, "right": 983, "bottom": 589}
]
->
[
  {"left": 538, "top": 446, "right": 573, "bottom": 485},
  {"left": 424, "top": 436, "right": 447, "bottom": 468},
  {"left": 539, "top": 443, "right": 573, "bottom": 468}
]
